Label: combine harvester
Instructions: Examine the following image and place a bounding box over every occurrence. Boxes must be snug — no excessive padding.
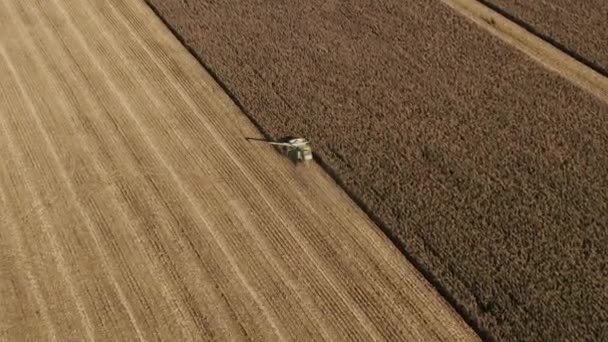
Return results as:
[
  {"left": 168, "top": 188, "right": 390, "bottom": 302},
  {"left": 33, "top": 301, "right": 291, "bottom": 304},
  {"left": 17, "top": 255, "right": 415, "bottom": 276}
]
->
[
  {"left": 248, "top": 137, "right": 313, "bottom": 163},
  {"left": 267, "top": 138, "right": 313, "bottom": 162}
]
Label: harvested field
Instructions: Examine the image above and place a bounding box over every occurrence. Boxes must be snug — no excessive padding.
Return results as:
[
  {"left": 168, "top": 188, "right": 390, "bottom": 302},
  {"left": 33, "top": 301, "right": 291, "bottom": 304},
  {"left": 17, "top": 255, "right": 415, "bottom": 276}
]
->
[
  {"left": 145, "top": 0, "right": 608, "bottom": 340},
  {"left": 0, "top": 0, "right": 479, "bottom": 341},
  {"left": 482, "top": 0, "right": 608, "bottom": 75}
]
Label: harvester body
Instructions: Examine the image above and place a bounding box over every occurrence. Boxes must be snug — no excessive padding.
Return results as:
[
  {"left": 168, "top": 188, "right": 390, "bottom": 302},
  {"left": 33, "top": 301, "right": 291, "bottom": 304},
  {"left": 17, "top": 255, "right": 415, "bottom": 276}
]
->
[{"left": 267, "top": 138, "right": 313, "bottom": 162}]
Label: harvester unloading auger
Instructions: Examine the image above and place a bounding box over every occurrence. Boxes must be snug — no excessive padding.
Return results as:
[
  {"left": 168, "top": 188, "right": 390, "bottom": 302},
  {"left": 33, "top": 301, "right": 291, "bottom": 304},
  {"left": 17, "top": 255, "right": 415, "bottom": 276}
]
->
[{"left": 248, "top": 137, "right": 313, "bottom": 163}]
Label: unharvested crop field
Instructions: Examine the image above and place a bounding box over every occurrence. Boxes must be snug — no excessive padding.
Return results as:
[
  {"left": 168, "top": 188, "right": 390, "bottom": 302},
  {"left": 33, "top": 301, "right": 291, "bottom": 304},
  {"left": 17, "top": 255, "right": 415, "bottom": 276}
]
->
[
  {"left": 146, "top": 0, "right": 608, "bottom": 340},
  {"left": 0, "top": 0, "right": 479, "bottom": 340},
  {"left": 482, "top": 0, "right": 608, "bottom": 74}
]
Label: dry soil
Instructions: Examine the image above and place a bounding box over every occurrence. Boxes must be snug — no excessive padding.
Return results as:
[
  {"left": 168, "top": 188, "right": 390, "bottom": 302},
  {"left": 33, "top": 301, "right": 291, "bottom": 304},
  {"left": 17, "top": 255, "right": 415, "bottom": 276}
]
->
[
  {"left": 0, "top": 0, "right": 478, "bottom": 340},
  {"left": 145, "top": 0, "right": 608, "bottom": 340}
]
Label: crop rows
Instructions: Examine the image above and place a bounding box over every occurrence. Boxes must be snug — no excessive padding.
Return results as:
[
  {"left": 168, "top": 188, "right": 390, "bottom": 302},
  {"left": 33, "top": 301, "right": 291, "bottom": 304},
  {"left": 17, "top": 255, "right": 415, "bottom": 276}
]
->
[
  {"left": 483, "top": 0, "right": 608, "bottom": 74},
  {"left": 145, "top": 0, "right": 608, "bottom": 340},
  {"left": 0, "top": 0, "right": 477, "bottom": 340}
]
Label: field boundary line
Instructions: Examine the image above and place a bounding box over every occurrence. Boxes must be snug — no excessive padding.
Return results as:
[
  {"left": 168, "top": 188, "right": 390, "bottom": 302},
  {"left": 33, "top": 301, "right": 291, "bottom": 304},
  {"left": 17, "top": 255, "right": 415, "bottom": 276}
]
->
[{"left": 441, "top": 0, "right": 608, "bottom": 104}]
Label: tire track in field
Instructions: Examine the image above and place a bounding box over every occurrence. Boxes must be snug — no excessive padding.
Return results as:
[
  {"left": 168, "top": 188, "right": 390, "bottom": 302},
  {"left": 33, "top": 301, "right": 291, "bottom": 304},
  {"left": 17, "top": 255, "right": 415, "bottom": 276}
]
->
[
  {"left": 3, "top": 4, "right": 154, "bottom": 339},
  {"left": 4, "top": 5, "right": 156, "bottom": 341},
  {"left": 97, "top": 1, "right": 384, "bottom": 338},
  {"left": 16, "top": 2, "right": 253, "bottom": 340},
  {"left": 23, "top": 0, "right": 242, "bottom": 340},
  {"left": 5, "top": 2, "right": 195, "bottom": 340},
  {"left": 441, "top": 0, "right": 608, "bottom": 104},
  {"left": 64, "top": 0, "right": 373, "bottom": 338},
  {"left": 0, "top": 39, "right": 160, "bottom": 341},
  {"left": 44, "top": 0, "right": 286, "bottom": 339},
  {"left": 63, "top": 0, "right": 332, "bottom": 338},
  {"left": 19, "top": 7, "right": 210, "bottom": 340},
  {"left": 0, "top": 168, "right": 54, "bottom": 342},
  {"left": 0, "top": 16, "right": 56, "bottom": 339},
  {"left": 0, "top": 44, "right": 98, "bottom": 341}
]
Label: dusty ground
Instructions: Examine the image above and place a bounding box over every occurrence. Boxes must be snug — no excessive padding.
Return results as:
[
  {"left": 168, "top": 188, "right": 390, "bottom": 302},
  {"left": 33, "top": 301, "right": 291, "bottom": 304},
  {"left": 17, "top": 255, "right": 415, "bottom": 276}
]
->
[
  {"left": 482, "top": 0, "right": 608, "bottom": 74},
  {"left": 145, "top": 0, "right": 608, "bottom": 340},
  {"left": 0, "top": 0, "right": 479, "bottom": 340}
]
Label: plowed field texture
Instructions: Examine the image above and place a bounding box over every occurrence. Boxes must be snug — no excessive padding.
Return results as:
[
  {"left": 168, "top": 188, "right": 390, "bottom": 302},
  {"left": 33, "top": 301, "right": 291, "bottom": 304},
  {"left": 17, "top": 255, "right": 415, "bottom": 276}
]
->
[{"left": 146, "top": 0, "right": 608, "bottom": 340}]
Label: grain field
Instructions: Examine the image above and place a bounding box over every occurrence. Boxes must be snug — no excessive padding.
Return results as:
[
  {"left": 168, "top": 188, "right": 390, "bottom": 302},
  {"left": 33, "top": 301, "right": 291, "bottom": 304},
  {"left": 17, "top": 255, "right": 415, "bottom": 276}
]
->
[
  {"left": 482, "top": 0, "right": 608, "bottom": 74},
  {"left": 144, "top": 0, "right": 608, "bottom": 340},
  {"left": 0, "top": 0, "right": 478, "bottom": 340},
  {"left": 442, "top": 0, "right": 608, "bottom": 103}
]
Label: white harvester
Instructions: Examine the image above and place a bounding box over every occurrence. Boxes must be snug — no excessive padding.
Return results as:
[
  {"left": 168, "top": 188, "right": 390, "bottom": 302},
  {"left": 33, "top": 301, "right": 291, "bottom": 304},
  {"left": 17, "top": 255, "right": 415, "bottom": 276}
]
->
[
  {"left": 267, "top": 138, "right": 313, "bottom": 162},
  {"left": 249, "top": 137, "right": 313, "bottom": 163}
]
